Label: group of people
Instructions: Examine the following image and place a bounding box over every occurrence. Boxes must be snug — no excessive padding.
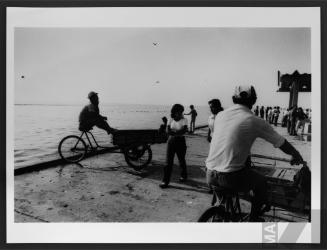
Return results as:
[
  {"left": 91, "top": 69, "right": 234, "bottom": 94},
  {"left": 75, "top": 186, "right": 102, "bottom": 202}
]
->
[
  {"left": 158, "top": 99, "right": 224, "bottom": 188},
  {"left": 79, "top": 87, "right": 305, "bottom": 222},
  {"left": 283, "top": 106, "right": 311, "bottom": 136},
  {"left": 158, "top": 85, "right": 305, "bottom": 221},
  {"left": 253, "top": 104, "right": 311, "bottom": 136},
  {"left": 254, "top": 106, "right": 281, "bottom": 126}
]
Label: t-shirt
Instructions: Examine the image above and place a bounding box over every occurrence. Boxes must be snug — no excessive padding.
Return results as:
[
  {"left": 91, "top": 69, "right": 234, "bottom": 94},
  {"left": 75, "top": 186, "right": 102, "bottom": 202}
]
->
[
  {"left": 205, "top": 104, "right": 285, "bottom": 173},
  {"left": 168, "top": 117, "right": 188, "bottom": 132}
]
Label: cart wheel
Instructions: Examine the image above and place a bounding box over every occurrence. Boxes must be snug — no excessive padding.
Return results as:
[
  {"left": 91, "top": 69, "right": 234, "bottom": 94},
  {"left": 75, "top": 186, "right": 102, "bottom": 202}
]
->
[
  {"left": 198, "top": 206, "right": 227, "bottom": 222},
  {"left": 58, "top": 135, "right": 87, "bottom": 163},
  {"left": 124, "top": 144, "right": 152, "bottom": 170}
]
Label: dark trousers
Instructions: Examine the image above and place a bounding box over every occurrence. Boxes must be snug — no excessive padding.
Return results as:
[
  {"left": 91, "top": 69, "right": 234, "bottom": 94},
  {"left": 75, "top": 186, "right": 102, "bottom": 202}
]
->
[
  {"left": 80, "top": 117, "right": 112, "bottom": 134},
  {"left": 162, "top": 136, "right": 187, "bottom": 184},
  {"left": 282, "top": 115, "right": 288, "bottom": 127},
  {"left": 190, "top": 120, "right": 195, "bottom": 133},
  {"left": 287, "top": 119, "right": 291, "bottom": 133},
  {"left": 206, "top": 167, "right": 268, "bottom": 218},
  {"left": 290, "top": 118, "right": 297, "bottom": 135},
  {"left": 273, "top": 115, "right": 279, "bottom": 126}
]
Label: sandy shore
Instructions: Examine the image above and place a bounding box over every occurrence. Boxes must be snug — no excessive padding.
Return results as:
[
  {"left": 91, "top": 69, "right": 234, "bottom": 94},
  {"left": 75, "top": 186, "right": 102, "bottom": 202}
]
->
[{"left": 14, "top": 126, "right": 310, "bottom": 222}]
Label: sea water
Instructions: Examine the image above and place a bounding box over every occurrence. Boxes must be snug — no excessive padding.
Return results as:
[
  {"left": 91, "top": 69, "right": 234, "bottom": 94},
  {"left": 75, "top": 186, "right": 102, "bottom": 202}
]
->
[{"left": 14, "top": 104, "right": 211, "bottom": 168}]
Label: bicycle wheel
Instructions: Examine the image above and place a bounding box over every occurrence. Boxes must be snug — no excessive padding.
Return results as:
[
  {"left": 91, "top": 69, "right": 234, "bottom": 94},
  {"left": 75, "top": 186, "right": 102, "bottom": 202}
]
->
[
  {"left": 198, "top": 206, "right": 227, "bottom": 222},
  {"left": 124, "top": 144, "right": 152, "bottom": 170},
  {"left": 58, "top": 135, "right": 87, "bottom": 163}
]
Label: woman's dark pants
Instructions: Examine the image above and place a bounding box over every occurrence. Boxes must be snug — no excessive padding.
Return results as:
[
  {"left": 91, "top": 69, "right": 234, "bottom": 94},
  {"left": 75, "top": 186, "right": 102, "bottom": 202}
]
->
[
  {"left": 206, "top": 167, "right": 268, "bottom": 218},
  {"left": 162, "top": 136, "right": 187, "bottom": 184}
]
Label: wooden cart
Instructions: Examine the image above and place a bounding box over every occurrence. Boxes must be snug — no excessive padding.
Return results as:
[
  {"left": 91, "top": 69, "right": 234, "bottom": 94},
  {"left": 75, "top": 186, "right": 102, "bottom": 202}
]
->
[
  {"left": 59, "top": 129, "right": 168, "bottom": 170},
  {"left": 112, "top": 129, "right": 167, "bottom": 170},
  {"left": 251, "top": 154, "right": 311, "bottom": 221}
]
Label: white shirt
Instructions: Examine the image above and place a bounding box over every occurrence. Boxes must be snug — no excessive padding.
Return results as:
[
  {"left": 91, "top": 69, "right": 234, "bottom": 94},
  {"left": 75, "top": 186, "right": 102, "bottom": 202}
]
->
[
  {"left": 208, "top": 114, "right": 216, "bottom": 133},
  {"left": 168, "top": 117, "right": 188, "bottom": 132},
  {"left": 206, "top": 104, "right": 285, "bottom": 173}
]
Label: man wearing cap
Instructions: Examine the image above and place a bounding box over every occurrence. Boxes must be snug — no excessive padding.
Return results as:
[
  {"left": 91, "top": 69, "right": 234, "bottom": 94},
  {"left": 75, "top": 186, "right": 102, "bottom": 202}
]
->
[
  {"left": 79, "top": 91, "right": 116, "bottom": 134},
  {"left": 205, "top": 85, "right": 304, "bottom": 222}
]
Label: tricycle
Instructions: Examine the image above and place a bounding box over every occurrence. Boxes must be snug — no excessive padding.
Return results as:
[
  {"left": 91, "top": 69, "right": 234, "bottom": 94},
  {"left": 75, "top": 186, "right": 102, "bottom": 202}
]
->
[{"left": 58, "top": 129, "right": 167, "bottom": 170}]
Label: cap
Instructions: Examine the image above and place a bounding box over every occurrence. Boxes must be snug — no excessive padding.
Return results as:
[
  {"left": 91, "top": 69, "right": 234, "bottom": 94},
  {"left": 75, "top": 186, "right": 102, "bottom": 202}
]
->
[
  {"left": 233, "top": 85, "right": 255, "bottom": 99},
  {"left": 88, "top": 91, "right": 98, "bottom": 99}
]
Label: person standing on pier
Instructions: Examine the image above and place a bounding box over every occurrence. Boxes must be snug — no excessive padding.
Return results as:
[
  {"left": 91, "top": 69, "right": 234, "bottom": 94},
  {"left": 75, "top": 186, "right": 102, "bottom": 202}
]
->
[
  {"left": 290, "top": 105, "right": 298, "bottom": 135},
  {"left": 254, "top": 106, "right": 259, "bottom": 116},
  {"left": 265, "top": 106, "right": 269, "bottom": 121},
  {"left": 295, "top": 107, "right": 308, "bottom": 135},
  {"left": 79, "top": 91, "right": 116, "bottom": 134},
  {"left": 184, "top": 105, "right": 197, "bottom": 134},
  {"left": 206, "top": 85, "right": 304, "bottom": 222},
  {"left": 160, "top": 104, "right": 188, "bottom": 188},
  {"left": 207, "top": 99, "right": 224, "bottom": 143},
  {"left": 259, "top": 106, "right": 265, "bottom": 119},
  {"left": 268, "top": 107, "right": 273, "bottom": 124},
  {"left": 273, "top": 106, "right": 280, "bottom": 126}
]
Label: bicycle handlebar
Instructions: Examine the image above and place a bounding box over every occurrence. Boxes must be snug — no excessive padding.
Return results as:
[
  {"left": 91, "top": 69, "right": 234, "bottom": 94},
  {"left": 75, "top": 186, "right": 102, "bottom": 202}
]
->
[{"left": 251, "top": 154, "right": 307, "bottom": 167}]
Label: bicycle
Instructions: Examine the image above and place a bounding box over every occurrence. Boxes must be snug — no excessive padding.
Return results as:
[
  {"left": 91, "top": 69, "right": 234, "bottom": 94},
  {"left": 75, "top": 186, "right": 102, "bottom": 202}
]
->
[
  {"left": 58, "top": 128, "right": 166, "bottom": 170},
  {"left": 198, "top": 159, "right": 310, "bottom": 222}
]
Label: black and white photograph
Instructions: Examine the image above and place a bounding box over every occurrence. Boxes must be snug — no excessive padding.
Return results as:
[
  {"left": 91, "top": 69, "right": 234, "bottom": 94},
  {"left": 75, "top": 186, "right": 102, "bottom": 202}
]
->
[{"left": 6, "top": 6, "right": 321, "bottom": 244}]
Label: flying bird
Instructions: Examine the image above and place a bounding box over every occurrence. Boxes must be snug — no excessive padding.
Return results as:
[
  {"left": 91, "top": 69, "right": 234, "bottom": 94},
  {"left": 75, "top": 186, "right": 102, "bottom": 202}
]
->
[
  {"left": 21, "top": 75, "right": 25, "bottom": 79},
  {"left": 153, "top": 42, "right": 158, "bottom": 46}
]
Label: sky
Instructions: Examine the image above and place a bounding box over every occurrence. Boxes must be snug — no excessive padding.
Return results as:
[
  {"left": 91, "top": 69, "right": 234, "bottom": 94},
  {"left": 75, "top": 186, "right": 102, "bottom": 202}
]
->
[{"left": 14, "top": 27, "right": 311, "bottom": 108}]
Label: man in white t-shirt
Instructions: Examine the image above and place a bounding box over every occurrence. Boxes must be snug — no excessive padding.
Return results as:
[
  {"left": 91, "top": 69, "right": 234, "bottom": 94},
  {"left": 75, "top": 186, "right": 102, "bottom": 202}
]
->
[{"left": 205, "top": 85, "right": 304, "bottom": 222}]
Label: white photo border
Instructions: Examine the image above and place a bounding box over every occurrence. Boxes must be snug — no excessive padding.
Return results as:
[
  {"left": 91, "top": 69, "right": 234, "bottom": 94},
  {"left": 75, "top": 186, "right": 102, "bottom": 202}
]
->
[{"left": 6, "top": 7, "right": 321, "bottom": 243}]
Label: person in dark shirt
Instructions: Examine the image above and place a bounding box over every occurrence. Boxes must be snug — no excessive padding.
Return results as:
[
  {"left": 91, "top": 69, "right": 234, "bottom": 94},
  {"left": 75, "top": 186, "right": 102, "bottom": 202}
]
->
[
  {"left": 79, "top": 91, "right": 116, "bottom": 134},
  {"left": 259, "top": 106, "right": 265, "bottom": 119},
  {"left": 158, "top": 116, "right": 168, "bottom": 134},
  {"left": 184, "top": 105, "right": 197, "bottom": 134},
  {"left": 254, "top": 106, "right": 259, "bottom": 116},
  {"left": 207, "top": 99, "right": 224, "bottom": 143}
]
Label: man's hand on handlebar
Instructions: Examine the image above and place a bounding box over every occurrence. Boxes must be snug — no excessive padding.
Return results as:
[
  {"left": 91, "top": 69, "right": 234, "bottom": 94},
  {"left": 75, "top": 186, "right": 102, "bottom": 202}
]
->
[
  {"left": 279, "top": 140, "right": 304, "bottom": 166},
  {"left": 290, "top": 153, "right": 304, "bottom": 165}
]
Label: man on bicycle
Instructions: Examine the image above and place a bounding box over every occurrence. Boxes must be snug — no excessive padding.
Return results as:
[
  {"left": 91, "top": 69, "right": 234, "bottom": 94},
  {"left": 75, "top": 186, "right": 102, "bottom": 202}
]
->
[
  {"left": 79, "top": 91, "right": 116, "bottom": 134},
  {"left": 205, "top": 85, "right": 304, "bottom": 222}
]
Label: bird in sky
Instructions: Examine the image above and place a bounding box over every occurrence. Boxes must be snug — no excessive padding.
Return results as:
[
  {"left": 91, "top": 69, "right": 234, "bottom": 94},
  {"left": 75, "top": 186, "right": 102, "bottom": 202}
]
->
[
  {"left": 21, "top": 75, "right": 25, "bottom": 79},
  {"left": 153, "top": 42, "right": 158, "bottom": 46}
]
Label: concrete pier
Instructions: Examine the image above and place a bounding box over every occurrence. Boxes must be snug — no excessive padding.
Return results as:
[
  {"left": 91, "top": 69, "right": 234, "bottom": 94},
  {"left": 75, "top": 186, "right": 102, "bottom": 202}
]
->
[{"left": 14, "top": 126, "right": 311, "bottom": 222}]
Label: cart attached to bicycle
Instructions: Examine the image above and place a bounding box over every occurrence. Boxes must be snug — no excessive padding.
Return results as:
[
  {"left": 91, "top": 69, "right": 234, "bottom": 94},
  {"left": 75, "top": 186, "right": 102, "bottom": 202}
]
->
[
  {"left": 198, "top": 155, "right": 311, "bottom": 222},
  {"left": 58, "top": 129, "right": 168, "bottom": 170}
]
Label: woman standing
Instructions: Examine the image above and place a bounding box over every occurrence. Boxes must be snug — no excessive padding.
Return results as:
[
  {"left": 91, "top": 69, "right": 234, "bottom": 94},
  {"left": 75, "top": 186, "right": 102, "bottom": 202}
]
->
[{"left": 160, "top": 104, "right": 188, "bottom": 188}]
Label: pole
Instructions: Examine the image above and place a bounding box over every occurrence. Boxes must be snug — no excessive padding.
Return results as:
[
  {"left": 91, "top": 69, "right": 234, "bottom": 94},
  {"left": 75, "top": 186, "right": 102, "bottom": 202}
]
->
[{"left": 291, "top": 80, "right": 299, "bottom": 108}]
